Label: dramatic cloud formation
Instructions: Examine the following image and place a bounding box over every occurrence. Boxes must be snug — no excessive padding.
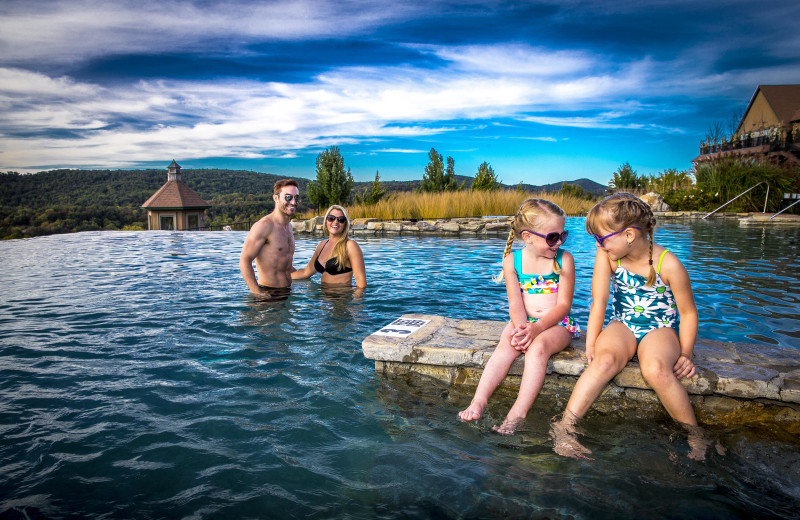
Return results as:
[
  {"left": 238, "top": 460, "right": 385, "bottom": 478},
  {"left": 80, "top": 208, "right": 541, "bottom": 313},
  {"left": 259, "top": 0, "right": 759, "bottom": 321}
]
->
[{"left": 1, "top": 0, "right": 799, "bottom": 183}]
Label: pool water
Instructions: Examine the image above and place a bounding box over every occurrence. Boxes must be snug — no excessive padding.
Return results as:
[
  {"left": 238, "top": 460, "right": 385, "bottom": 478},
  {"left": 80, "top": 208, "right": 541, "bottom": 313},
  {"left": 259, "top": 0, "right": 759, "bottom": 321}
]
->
[{"left": 0, "top": 220, "right": 798, "bottom": 519}]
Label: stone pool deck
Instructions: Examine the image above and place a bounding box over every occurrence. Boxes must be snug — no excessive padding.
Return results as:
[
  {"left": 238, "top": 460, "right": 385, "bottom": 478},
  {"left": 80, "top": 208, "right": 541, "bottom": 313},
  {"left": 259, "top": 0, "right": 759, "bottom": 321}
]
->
[{"left": 362, "top": 315, "right": 800, "bottom": 434}]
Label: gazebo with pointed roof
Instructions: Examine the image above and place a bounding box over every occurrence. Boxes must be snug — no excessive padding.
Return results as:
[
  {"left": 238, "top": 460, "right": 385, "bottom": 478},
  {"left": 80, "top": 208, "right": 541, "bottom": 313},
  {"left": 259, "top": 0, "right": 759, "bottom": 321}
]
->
[{"left": 141, "top": 160, "right": 211, "bottom": 230}]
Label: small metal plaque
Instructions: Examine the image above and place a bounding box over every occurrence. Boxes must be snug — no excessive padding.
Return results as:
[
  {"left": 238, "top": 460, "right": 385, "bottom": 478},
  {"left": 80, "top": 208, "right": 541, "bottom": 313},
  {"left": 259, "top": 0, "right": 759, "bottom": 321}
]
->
[{"left": 372, "top": 318, "right": 431, "bottom": 338}]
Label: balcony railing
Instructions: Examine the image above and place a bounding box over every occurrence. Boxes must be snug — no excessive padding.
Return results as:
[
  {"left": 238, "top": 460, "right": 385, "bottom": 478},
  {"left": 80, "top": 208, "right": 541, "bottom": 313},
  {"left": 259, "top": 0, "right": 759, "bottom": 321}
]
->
[{"left": 699, "top": 126, "right": 797, "bottom": 156}]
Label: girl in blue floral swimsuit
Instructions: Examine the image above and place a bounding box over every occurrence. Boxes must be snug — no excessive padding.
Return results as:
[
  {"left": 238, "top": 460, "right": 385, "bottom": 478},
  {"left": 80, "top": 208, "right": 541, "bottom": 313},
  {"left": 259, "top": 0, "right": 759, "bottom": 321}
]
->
[
  {"left": 551, "top": 193, "right": 706, "bottom": 460},
  {"left": 459, "top": 199, "right": 580, "bottom": 435}
]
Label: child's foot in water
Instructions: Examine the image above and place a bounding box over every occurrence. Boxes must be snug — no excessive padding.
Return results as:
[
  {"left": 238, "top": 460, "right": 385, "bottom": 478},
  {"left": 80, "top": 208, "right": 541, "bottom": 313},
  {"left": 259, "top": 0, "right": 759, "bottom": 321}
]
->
[
  {"left": 549, "top": 413, "right": 593, "bottom": 459},
  {"left": 684, "top": 423, "right": 725, "bottom": 461},
  {"left": 492, "top": 415, "right": 525, "bottom": 435},
  {"left": 458, "top": 400, "right": 486, "bottom": 422}
]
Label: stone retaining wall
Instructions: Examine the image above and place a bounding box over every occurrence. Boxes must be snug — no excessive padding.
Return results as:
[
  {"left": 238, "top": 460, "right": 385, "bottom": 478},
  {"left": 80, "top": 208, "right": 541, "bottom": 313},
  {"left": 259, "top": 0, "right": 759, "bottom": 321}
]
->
[
  {"left": 361, "top": 314, "right": 800, "bottom": 433},
  {"left": 291, "top": 212, "right": 800, "bottom": 236}
]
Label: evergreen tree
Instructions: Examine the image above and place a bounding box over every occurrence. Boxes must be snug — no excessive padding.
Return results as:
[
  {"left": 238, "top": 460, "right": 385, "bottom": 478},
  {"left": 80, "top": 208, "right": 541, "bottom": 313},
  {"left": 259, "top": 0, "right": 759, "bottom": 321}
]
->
[
  {"left": 471, "top": 161, "right": 500, "bottom": 191},
  {"left": 609, "top": 162, "right": 642, "bottom": 190},
  {"left": 420, "top": 148, "right": 457, "bottom": 192},
  {"left": 308, "top": 146, "right": 354, "bottom": 208},
  {"left": 354, "top": 170, "right": 387, "bottom": 205}
]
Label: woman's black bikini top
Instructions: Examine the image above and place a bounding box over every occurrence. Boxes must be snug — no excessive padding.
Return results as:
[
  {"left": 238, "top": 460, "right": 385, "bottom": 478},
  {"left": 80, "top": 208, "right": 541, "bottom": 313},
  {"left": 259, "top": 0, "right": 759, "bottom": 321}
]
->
[{"left": 314, "top": 240, "right": 353, "bottom": 276}]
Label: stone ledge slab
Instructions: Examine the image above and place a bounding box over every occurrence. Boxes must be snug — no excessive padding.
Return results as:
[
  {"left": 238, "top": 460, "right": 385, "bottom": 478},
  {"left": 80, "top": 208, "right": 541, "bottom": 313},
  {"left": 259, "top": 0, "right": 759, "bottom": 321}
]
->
[{"left": 362, "top": 314, "right": 800, "bottom": 429}]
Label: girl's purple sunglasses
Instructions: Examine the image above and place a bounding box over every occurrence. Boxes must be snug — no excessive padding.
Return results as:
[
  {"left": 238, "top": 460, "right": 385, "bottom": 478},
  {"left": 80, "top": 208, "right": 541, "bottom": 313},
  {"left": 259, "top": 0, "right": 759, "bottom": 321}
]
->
[{"left": 591, "top": 226, "right": 641, "bottom": 246}]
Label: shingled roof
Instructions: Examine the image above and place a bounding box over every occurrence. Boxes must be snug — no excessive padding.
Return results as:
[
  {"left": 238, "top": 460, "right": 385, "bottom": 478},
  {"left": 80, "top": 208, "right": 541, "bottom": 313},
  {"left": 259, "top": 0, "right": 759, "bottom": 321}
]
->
[
  {"left": 737, "top": 85, "right": 800, "bottom": 134},
  {"left": 141, "top": 180, "right": 210, "bottom": 210}
]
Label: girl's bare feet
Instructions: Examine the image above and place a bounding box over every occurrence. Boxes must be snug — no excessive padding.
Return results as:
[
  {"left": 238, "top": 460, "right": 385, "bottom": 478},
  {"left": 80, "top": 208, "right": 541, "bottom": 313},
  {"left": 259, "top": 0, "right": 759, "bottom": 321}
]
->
[
  {"left": 492, "top": 415, "right": 525, "bottom": 435},
  {"left": 549, "top": 411, "right": 593, "bottom": 459},
  {"left": 458, "top": 400, "right": 486, "bottom": 422}
]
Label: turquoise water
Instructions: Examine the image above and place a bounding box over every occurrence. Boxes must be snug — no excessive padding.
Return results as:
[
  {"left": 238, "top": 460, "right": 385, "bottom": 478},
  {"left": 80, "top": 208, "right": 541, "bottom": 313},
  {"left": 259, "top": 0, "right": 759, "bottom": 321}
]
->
[{"left": 0, "top": 220, "right": 798, "bottom": 519}]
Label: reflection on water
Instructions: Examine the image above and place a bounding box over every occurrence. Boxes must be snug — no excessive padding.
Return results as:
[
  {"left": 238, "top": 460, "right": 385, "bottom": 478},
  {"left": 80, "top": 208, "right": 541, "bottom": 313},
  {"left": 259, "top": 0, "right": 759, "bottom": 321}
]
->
[{"left": 0, "top": 226, "right": 798, "bottom": 519}]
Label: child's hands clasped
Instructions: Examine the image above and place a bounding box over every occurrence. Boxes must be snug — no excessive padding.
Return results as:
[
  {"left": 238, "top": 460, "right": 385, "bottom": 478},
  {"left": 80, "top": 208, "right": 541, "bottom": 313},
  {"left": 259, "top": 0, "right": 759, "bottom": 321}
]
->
[
  {"left": 673, "top": 354, "right": 696, "bottom": 380},
  {"left": 510, "top": 322, "right": 536, "bottom": 352}
]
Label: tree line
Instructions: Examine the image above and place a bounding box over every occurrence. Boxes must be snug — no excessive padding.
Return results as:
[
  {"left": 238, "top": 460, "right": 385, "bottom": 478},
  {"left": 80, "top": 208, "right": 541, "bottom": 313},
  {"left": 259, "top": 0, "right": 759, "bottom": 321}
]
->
[
  {"left": 306, "top": 146, "right": 501, "bottom": 208},
  {"left": 1, "top": 151, "right": 606, "bottom": 240}
]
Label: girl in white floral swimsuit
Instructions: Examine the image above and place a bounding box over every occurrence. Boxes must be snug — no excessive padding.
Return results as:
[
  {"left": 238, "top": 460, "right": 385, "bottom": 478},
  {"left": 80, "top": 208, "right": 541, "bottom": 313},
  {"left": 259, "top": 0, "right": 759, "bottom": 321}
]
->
[
  {"left": 459, "top": 199, "right": 580, "bottom": 435},
  {"left": 551, "top": 193, "right": 707, "bottom": 461}
]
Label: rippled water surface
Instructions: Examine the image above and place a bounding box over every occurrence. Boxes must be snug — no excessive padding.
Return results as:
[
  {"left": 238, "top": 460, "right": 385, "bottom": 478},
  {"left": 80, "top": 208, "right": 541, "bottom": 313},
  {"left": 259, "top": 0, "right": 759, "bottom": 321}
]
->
[{"left": 0, "top": 221, "right": 798, "bottom": 519}]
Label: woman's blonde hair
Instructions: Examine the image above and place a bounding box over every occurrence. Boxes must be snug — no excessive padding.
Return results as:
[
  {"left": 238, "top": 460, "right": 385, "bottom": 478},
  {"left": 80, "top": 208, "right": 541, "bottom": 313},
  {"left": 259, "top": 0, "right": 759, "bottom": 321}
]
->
[
  {"left": 323, "top": 205, "right": 352, "bottom": 271},
  {"left": 586, "top": 192, "right": 658, "bottom": 286},
  {"left": 497, "top": 198, "right": 566, "bottom": 282}
]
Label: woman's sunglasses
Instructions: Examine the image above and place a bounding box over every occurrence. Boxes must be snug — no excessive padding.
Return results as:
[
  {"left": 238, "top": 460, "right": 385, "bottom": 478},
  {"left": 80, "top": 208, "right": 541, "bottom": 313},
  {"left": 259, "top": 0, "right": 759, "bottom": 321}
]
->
[
  {"left": 326, "top": 215, "right": 347, "bottom": 224},
  {"left": 522, "top": 229, "right": 568, "bottom": 246},
  {"left": 591, "top": 226, "right": 641, "bottom": 246},
  {"left": 282, "top": 194, "right": 300, "bottom": 203}
]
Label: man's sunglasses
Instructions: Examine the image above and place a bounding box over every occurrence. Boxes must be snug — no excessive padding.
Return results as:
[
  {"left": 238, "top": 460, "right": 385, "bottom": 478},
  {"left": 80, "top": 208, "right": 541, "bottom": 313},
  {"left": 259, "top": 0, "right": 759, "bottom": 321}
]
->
[
  {"left": 591, "top": 226, "right": 641, "bottom": 246},
  {"left": 326, "top": 215, "right": 347, "bottom": 224},
  {"left": 522, "top": 229, "right": 568, "bottom": 246},
  {"left": 282, "top": 194, "right": 300, "bottom": 203}
]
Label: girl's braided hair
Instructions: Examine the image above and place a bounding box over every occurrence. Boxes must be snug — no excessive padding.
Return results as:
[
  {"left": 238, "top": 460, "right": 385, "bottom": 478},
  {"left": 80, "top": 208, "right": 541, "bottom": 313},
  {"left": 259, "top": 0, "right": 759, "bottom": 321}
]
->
[
  {"left": 586, "top": 192, "right": 658, "bottom": 286},
  {"left": 496, "top": 198, "right": 566, "bottom": 282}
]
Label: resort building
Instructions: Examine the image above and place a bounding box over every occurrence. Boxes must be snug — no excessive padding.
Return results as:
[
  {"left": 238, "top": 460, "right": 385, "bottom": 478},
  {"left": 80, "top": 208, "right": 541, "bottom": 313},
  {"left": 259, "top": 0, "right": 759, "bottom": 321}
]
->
[
  {"left": 141, "top": 160, "right": 211, "bottom": 231},
  {"left": 696, "top": 84, "right": 800, "bottom": 168}
]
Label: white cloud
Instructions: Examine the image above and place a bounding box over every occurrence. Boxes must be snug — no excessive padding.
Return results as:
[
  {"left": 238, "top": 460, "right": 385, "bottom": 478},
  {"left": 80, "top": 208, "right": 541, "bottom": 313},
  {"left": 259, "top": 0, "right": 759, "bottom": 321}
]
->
[
  {"left": 0, "top": 41, "right": 692, "bottom": 170},
  {"left": 512, "top": 136, "right": 558, "bottom": 142},
  {"left": 418, "top": 43, "right": 594, "bottom": 77},
  {"left": 0, "top": 0, "right": 425, "bottom": 64},
  {"left": 374, "top": 148, "right": 428, "bottom": 154}
]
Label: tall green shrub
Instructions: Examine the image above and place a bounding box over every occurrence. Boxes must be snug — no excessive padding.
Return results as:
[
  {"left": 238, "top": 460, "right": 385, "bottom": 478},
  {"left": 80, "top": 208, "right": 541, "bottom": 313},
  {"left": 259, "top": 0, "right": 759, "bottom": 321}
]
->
[
  {"left": 354, "top": 170, "right": 387, "bottom": 205},
  {"left": 609, "top": 162, "right": 642, "bottom": 190},
  {"left": 644, "top": 168, "right": 694, "bottom": 193},
  {"left": 694, "top": 157, "right": 793, "bottom": 212},
  {"left": 308, "top": 146, "right": 354, "bottom": 208},
  {"left": 471, "top": 162, "right": 500, "bottom": 191},
  {"left": 421, "top": 148, "right": 457, "bottom": 192}
]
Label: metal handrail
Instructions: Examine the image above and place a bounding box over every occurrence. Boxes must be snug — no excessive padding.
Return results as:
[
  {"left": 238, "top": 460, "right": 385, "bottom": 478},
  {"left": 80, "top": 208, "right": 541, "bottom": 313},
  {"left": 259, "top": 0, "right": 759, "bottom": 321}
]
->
[
  {"left": 702, "top": 182, "right": 770, "bottom": 220},
  {"left": 770, "top": 199, "right": 800, "bottom": 219}
]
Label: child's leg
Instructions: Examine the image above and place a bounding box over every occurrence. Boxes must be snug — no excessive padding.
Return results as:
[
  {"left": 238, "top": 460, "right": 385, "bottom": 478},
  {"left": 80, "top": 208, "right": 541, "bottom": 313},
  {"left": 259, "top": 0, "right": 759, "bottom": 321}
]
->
[
  {"left": 493, "top": 325, "right": 572, "bottom": 434},
  {"left": 458, "top": 322, "right": 519, "bottom": 421},
  {"left": 637, "top": 328, "right": 698, "bottom": 426},
  {"left": 551, "top": 321, "right": 636, "bottom": 457},
  {"left": 564, "top": 320, "right": 637, "bottom": 419}
]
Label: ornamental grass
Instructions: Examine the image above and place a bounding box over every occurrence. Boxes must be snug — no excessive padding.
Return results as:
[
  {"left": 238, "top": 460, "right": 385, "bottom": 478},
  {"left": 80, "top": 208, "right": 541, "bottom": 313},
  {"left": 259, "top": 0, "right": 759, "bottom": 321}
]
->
[{"left": 298, "top": 190, "right": 594, "bottom": 220}]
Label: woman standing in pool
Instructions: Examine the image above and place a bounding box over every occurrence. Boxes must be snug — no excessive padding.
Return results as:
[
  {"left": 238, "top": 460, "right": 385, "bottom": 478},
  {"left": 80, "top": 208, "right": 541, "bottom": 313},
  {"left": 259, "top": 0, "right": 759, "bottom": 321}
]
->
[
  {"left": 459, "top": 199, "right": 580, "bottom": 435},
  {"left": 292, "top": 205, "right": 367, "bottom": 288},
  {"left": 551, "top": 193, "right": 702, "bottom": 459}
]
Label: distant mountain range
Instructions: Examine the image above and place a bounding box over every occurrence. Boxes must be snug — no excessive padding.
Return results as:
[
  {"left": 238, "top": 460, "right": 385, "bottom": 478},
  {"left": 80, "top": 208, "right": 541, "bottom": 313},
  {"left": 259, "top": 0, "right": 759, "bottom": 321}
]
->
[
  {"left": 366, "top": 174, "right": 607, "bottom": 196},
  {"left": 1, "top": 168, "right": 608, "bottom": 209}
]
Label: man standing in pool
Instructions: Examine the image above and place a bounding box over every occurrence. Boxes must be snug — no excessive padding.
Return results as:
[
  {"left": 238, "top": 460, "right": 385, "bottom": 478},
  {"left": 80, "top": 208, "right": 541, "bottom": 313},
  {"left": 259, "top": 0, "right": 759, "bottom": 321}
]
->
[{"left": 239, "top": 179, "right": 300, "bottom": 300}]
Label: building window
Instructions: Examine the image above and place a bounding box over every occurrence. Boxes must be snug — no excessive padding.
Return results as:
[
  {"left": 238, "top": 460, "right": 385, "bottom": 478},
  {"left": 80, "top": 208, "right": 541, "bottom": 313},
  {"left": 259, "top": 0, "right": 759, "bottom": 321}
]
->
[
  {"left": 161, "top": 216, "right": 174, "bottom": 230},
  {"left": 188, "top": 215, "right": 199, "bottom": 230}
]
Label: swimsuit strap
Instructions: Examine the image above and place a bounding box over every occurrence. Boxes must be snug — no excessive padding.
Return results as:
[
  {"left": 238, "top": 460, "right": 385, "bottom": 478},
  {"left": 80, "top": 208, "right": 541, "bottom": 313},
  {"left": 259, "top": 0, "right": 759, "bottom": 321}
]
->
[
  {"left": 656, "top": 249, "right": 669, "bottom": 274},
  {"left": 315, "top": 239, "right": 330, "bottom": 261},
  {"left": 313, "top": 239, "right": 331, "bottom": 273},
  {"left": 616, "top": 249, "right": 670, "bottom": 273},
  {"left": 515, "top": 248, "right": 563, "bottom": 276}
]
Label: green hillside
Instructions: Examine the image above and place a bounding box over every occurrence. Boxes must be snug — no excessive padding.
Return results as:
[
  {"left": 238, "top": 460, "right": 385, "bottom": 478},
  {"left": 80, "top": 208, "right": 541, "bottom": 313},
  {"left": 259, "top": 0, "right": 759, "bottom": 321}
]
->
[{"left": 0, "top": 168, "right": 606, "bottom": 240}]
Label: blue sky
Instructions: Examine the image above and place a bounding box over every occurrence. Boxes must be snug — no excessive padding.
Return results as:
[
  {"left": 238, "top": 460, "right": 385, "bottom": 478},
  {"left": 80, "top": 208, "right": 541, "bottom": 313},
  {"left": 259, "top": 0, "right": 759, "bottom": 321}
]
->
[{"left": 1, "top": 0, "right": 799, "bottom": 186}]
